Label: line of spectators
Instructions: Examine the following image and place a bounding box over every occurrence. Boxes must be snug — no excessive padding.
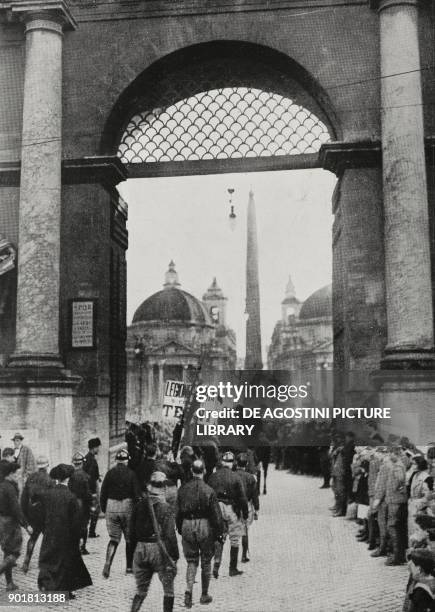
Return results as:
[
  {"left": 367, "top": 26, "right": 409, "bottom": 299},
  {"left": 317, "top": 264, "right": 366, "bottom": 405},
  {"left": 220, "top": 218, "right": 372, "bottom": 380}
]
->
[{"left": 328, "top": 436, "right": 435, "bottom": 611}]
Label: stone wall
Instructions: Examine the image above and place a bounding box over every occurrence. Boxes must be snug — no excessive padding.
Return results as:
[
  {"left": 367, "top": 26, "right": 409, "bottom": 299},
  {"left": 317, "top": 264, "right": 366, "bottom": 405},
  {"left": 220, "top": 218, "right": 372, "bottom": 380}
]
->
[{"left": 332, "top": 167, "right": 387, "bottom": 406}]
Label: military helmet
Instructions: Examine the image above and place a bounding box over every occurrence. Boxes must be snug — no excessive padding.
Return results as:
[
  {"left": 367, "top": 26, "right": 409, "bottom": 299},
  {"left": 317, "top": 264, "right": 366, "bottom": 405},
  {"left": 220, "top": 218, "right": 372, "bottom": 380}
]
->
[
  {"left": 115, "top": 449, "right": 130, "bottom": 462},
  {"left": 149, "top": 471, "right": 167, "bottom": 488},
  {"left": 72, "top": 452, "right": 85, "bottom": 465}
]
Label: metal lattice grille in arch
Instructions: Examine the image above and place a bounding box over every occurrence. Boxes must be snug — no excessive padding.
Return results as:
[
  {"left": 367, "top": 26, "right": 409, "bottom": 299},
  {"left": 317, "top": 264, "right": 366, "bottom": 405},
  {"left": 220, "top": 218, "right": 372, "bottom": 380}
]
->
[{"left": 118, "top": 87, "right": 331, "bottom": 164}]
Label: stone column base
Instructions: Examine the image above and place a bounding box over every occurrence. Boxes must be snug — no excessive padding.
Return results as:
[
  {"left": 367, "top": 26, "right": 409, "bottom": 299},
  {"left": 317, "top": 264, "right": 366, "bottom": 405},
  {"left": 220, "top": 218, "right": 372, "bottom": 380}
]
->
[
  {"left": 0, "top": 368, "right": 81, "bottom": 466},
  {"left": 372, "top": 369, "right": 435, "bottom": 446},
  {"left": 381, "top": 347, "right": 435, "bottom": 370},
  {"left": 7, "top": 353, "right": 65, "bottom": 370}
]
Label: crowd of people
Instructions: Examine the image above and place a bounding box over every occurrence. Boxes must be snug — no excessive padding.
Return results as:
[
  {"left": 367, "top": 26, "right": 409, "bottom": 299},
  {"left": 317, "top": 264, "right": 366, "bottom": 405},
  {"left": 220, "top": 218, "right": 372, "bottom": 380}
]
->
[
  {"left": 3, "top": 424, "right": 435, "bottom": 611},
  {"left": 324, "top": 432, "right": 435, "bottom": 611},
  {"left": 0, "top": 429, "right": 261, "bottom": 612}
]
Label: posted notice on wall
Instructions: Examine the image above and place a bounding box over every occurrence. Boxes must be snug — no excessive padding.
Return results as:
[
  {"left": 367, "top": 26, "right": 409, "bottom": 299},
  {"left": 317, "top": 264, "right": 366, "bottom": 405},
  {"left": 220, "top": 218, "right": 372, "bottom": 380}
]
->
[{"left": 71, "top": 299, "right": 96, "bottom": 348}]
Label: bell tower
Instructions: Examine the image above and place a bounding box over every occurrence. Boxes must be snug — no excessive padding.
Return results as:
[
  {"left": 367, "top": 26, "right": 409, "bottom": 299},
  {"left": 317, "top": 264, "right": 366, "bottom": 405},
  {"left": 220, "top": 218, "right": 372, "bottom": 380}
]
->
[{"left": 202, "top": 278, "right": 227, "bottom": 326}]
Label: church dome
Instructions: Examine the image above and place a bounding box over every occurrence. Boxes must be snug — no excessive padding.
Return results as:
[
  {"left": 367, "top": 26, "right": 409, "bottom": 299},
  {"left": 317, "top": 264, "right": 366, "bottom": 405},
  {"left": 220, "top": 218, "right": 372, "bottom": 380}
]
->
[
  {"left": 299, "top": 284, "right": 332, "bottom": 320},
  {"left": 132, "top": 262, "right": 211, "bottom": 325}
]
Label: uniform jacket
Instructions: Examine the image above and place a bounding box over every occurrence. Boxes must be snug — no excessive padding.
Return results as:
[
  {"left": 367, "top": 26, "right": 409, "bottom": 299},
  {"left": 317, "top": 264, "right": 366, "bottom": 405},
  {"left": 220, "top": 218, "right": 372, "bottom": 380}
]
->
[
  {"left": 130, "top": 493, "right": 179, "bottom": 563},
  {"left": 236, "top": 468, "right": 259, "bottom": 511},
  {"left": 100, "top": 463, "right": 141, "bottom": 513},
  {"left": 175, "top": 478, "right": 223, "bottom": 536},
  {"left": 208, "top": 466, "right": 248, "bottom": 519},
  {"left": 83, "top": 452, "right": 100, "bottom": 493}
]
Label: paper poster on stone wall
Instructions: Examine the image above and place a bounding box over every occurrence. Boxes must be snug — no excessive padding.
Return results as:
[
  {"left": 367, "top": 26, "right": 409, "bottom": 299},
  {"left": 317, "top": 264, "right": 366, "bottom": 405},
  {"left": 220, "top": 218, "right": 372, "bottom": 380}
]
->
[{"left": 71, "top": 299, "right": 96, "bottom": 348}]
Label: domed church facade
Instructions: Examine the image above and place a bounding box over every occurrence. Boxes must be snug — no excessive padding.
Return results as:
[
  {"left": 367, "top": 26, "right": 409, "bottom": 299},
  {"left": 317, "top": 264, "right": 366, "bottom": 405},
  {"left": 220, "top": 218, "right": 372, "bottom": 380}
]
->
[
  {"left": 267, "top": 277, "right": 333, "bottom": 372},
  {"left": 126, "top": 261, "right": 236, "bottom": 424}
]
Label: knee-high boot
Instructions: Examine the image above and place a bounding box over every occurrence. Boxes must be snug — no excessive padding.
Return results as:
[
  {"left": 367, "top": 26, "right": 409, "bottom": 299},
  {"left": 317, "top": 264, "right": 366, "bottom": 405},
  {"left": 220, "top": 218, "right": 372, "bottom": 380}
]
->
[
  {"left": 4, "top": 566, "right": 17, "bottom": 591},
  {"left": 229, "top": 546, "right": 243, "bottom": 577},
  {"left": 241, "top": 534, "right": 249, "bottom": 562},
  {"left": 102, "top": 540, "right": 118, "bottom": 578},
  {"left": 126, "top": 542, "right": 134, "bottom": 573},
  {"left": 88, "top": 513, "right": 99, "bottom": 538},
  {"left": 22, "top": 535, "right": 37, "bottom": 573},
  {"left": 163, "top": 596, "right": 174, "bottom": 612},
  {"left": 213, "top": 541, "right": 223, "bottom": 579},
  {"left": 130, "top": 594, "right": 145, "bottom": 612},
  {"left": 200, "top": 566, "right": 212, "bottom": 604},
  {"left": 0, "top": 556, "right": 16, "bottom": 576}
]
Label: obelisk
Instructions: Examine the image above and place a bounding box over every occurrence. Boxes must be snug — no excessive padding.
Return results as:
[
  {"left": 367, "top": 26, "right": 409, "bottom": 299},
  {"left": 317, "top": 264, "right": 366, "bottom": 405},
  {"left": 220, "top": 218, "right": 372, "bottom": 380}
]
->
[{"left": 244, "top": 190, "right": 263, "bottom": 370}]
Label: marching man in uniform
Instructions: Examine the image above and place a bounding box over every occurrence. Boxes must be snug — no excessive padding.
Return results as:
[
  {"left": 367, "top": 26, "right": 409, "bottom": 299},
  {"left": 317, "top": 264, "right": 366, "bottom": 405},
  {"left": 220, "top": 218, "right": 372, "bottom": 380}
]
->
[
  {"left": 69, "top": 452, "right": 93, "bottom": 556},
  {"left": 100, "top": 449, "right": 141, "bottom": 577},
  {"left": 208, "top": 451, "right": 248, "bottom": 578},
  {"left": 83, "top": 437, "right": 102, "bottom": 539},
  {"left": 129, "top": 471, "right": 179, "bottom": 612},
  {"left": 235, "top": 452, "right": 259, "bottom": 563},
  {"left": 176, "top": 459, "right": 223, "bottom": 608}
]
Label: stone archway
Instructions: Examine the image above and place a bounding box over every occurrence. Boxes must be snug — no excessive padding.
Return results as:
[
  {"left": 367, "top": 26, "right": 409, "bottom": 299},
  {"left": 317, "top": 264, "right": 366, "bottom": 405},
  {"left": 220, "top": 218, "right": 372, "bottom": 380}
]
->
[{"left": 104, "top": 40, "right": 340, "bottom": 441}]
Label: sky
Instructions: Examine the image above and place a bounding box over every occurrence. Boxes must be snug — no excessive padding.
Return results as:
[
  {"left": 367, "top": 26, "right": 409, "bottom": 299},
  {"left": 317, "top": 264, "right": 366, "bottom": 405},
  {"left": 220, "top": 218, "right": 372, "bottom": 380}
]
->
[{"left": 118, "top": 168, "right": 336, "bottom": 361}]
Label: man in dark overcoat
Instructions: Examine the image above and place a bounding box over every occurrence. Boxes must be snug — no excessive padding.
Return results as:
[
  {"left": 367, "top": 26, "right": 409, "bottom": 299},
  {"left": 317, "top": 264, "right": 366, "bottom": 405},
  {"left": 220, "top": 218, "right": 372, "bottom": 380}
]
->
[{"left": 37, "top": 463, "right": 92, "bottom": 599}]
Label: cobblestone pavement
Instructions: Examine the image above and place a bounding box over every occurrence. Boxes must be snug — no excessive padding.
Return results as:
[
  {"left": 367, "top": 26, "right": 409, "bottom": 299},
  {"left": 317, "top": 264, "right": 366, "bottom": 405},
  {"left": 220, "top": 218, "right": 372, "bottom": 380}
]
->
[{"left": 2, "top": 469, "right": 407, "bottom": 612}]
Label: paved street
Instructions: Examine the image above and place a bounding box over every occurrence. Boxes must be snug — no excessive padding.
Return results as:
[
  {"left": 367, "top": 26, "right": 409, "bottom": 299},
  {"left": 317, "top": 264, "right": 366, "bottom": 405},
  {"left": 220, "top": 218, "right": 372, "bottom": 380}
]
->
[{"left": 3, "top": 469, "right": 407, "bottom": 612}]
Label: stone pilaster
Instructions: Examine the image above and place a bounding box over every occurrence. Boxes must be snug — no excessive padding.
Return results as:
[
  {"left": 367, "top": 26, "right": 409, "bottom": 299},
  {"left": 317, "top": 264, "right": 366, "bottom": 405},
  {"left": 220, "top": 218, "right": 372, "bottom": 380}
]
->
[
  {"left": 147, "top": 362, "right": 154, "bottom": 408},
  {"left": 371, "top": 0, "right": 435, "bottom": 368},
  {"left": 158, "top": 361, "right": 165, "bottom": 406},
  {"left": 6, "top": 1, "right": 76, "bottom": 369}
]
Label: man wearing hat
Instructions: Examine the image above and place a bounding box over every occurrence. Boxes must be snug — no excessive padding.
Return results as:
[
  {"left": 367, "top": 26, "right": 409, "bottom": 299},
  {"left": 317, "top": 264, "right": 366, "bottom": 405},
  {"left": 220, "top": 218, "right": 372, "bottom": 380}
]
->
[
  {"left": 69, "top": 453, "right": 93, "bottom": 556},
  {"left": 0, "top": 461, "right": 30, "bottom": 590},
  {"left": 235, "top": 452, "right": 259, "bottom": 563},
  {"left": 176, "top": 459, "right": 223, "bottom": 608},
  {"left": 130, "top": 471, "right": 179, "bottom": 612},
  {"left": 373, "top": 445, "right": 407, "bottom": 565},
  {"left": 20, "top": 456, "right": 53, "bottom": 572},
  {"left": 371, "top": 447, "right": 391, "bottom": 558},
  {"left": 208, "top": 451, "right": 248, "bottom": 578},
  {"left": 38, "top": 464, "right": 92, "bottom": 598},
  {"left": 12, "top": 433, "right": 35, "bottom": 490},
  {"left": 100, "top": 448, "right": 141, "bottom": 578},
  {"left": 83, "top": 437, "right": 102, "bottom": 538}
]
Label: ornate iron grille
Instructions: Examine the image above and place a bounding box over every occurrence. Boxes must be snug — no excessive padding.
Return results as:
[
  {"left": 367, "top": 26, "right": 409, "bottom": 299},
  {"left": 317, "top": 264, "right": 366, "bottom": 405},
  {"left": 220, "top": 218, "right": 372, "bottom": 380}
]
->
[{"left": 118, "top": 87, "right": 331, "bottom": 164}]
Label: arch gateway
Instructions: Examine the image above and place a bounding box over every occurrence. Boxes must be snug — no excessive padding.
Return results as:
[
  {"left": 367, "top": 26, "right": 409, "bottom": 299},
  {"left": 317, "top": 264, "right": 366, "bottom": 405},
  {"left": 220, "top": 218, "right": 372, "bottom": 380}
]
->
[{"left": 0, "top": 0, "right": 434, "bottom": 466}]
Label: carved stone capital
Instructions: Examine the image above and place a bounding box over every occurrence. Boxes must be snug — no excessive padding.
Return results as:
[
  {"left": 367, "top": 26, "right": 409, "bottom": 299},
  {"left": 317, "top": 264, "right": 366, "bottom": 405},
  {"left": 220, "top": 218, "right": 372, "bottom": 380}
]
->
[
  {"left": 369, "top": 0, "right": 420, "bottom": 11},
  {"left": 3, "top": 0, "right": 77, "bottom": 30}
]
